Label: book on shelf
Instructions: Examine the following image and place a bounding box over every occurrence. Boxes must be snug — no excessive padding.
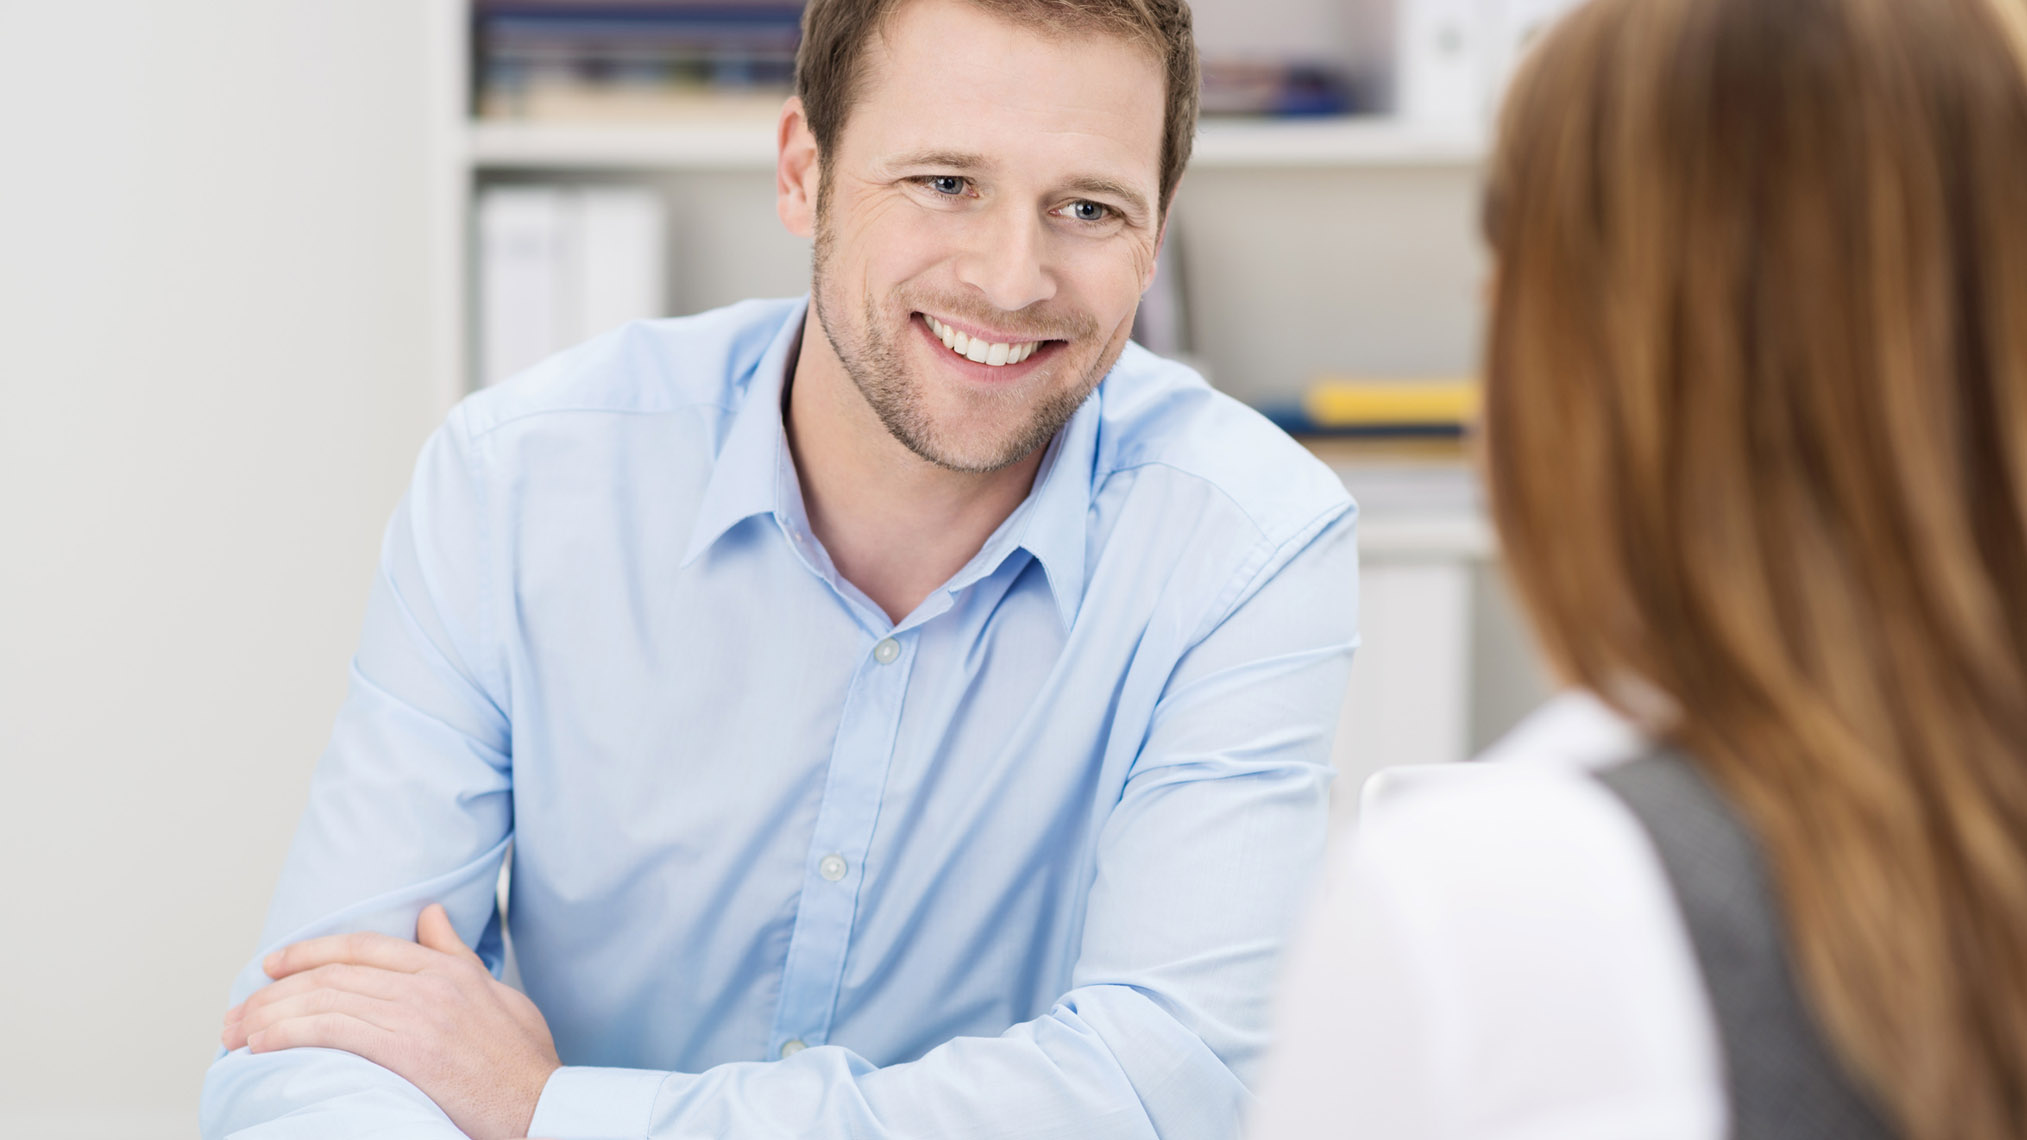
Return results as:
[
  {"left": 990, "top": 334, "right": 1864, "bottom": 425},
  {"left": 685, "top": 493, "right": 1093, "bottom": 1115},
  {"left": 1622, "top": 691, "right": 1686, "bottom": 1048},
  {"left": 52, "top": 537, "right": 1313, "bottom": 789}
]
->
[
  {"left": 476, "top": 183, "right": 668, "bottom": 387},
  {"left": 1198, "top": 59, "right": 1364, "bottom": 118},
  {"left": 472, "top": 4, "right": 1385, "bottom": 126},
  {"left": 1263, "top": 377, "right": 1481, "bottom": 438},
  {"left": 475, "top": 1, "right": 805, "bottom": 123}
]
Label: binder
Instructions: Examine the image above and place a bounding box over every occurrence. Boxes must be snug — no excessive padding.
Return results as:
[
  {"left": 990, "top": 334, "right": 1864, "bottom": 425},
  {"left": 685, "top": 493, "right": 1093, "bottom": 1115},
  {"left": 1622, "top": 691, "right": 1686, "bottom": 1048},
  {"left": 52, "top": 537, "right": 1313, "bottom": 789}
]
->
[
  {"left": 1395, "top": 0, "right": 1489, "bottom": 125},
  {"left": 570, "top": 186, "right": 667, "bottom": 347},
  {"left": 478, "top": 185, "right": 565, "bottom": 387},
  {"left": 477, "top": 183, "right": 667, "bottom": 387}
]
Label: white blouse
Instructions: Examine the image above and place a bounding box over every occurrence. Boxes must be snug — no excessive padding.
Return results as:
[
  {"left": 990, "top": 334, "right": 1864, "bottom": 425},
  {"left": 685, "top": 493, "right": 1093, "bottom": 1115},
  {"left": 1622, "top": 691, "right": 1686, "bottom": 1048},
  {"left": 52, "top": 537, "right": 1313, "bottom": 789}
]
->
[{"left": 1248, "top": 692, "right": 1729, "bottom": 1139}]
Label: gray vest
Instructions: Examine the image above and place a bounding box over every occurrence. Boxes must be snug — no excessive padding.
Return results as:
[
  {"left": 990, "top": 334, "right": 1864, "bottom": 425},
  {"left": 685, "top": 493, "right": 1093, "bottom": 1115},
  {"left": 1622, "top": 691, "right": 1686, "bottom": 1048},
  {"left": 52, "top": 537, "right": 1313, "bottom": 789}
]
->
[{"left": 1595, "top": 753, "right": 1899, "bottom": 1140}]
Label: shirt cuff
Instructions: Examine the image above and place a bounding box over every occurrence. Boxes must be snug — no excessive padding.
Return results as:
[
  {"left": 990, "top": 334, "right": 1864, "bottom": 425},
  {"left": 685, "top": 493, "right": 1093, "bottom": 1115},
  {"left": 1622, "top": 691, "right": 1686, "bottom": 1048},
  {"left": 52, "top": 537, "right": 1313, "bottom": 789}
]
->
[{"left": 526, "top": 1065, "right": 670, "bottom": 1139}]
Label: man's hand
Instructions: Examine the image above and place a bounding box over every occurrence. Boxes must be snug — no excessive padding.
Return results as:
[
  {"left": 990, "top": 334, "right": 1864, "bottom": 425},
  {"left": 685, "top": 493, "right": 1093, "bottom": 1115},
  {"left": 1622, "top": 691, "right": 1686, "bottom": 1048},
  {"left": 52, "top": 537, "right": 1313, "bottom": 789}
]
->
[{"left": 221, "top": 903, "right": 562, "bottom": 1140}]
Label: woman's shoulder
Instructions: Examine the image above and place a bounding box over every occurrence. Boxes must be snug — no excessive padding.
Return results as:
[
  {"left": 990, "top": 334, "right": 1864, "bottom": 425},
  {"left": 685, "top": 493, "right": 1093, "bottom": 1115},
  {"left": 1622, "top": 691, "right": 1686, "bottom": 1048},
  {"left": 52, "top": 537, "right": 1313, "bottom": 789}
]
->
[
  {"left": 1352, "top": 698, "right": 1705, "bottom": 994},
  {"left": 1251, "top": 692, "right": 1727, "bottom": 1140},
  {"left": 1345, "top": 692, "right": 1686, "bottom": 933}
]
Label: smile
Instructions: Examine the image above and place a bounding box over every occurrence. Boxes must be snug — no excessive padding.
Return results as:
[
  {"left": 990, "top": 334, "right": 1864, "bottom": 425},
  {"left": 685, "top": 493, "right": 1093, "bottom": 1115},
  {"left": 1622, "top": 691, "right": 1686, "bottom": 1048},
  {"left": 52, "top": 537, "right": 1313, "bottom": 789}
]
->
[{"left": 922, "top": 314, "right": 1046, "bottom": 367}]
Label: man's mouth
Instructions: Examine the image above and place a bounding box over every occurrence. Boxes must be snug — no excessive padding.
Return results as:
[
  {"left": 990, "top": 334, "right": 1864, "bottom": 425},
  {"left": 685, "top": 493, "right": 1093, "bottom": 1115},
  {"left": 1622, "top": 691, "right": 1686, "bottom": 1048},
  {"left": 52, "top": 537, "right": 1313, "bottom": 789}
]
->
[{"left": 921, "top": 314, "right": 1052, "bottom": 368}]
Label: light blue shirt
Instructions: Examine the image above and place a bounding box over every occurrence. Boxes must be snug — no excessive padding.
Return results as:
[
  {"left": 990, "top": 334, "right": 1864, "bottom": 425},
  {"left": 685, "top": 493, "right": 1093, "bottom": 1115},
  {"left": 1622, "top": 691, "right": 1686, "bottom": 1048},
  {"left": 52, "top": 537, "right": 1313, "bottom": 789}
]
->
[{"left": 200, "top": 298, "right": 1360, "bottom": 1140}]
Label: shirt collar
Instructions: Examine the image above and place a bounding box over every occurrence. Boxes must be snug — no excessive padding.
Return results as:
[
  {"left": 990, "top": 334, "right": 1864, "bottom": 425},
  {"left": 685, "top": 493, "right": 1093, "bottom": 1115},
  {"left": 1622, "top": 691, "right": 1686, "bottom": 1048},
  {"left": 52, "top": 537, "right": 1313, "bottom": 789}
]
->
[
  {"left": 994, "top": 389, "right": 1097, "bottom": 630},
  {"left": 679, "top": 302, "right": 805, "bottom": 568},
  {"left": 679, "top": 297, "right": 1099, "bottom": 630}
]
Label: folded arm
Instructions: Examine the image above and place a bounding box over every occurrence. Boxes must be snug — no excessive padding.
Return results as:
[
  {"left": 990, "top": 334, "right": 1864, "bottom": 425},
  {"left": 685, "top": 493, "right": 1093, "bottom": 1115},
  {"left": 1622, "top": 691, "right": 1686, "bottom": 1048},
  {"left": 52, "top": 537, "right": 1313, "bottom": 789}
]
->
[
  {"left": 202, "top": 411, "right": 516, "bottom": 1140},
  {"left": 208, "top": 412, "right": 1359, "bottom": 1139}
]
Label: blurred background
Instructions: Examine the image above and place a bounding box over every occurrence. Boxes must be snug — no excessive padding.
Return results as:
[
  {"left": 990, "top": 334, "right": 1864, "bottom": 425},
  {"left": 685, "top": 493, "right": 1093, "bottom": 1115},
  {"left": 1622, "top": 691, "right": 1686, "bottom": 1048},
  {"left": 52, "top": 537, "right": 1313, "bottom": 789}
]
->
[{"left": 0, "top": 0, "right": 1569, "bottom": 1134}]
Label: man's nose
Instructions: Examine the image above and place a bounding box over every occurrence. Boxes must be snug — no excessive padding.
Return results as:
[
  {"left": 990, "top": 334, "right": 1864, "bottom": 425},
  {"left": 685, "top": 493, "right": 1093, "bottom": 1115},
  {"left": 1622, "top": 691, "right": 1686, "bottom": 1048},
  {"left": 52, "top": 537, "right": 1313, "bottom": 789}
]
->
[{"left": 952, "top": 207, "right": 1057, "bottom": 315}]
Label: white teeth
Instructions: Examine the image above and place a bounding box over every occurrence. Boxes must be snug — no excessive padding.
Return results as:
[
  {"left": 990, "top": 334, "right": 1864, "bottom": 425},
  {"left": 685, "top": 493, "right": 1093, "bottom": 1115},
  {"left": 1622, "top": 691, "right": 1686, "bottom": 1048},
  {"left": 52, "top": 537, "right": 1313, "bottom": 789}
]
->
[{"left": 923, "top": 314, "right": 1043, "bottom": 367}]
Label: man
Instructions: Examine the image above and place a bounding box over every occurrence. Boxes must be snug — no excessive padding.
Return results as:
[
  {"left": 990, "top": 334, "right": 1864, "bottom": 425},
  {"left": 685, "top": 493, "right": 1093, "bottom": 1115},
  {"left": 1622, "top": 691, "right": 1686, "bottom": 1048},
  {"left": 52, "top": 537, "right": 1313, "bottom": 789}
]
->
[{"left": 201, "top": 0, "right": 1359, "bottom": 1136}]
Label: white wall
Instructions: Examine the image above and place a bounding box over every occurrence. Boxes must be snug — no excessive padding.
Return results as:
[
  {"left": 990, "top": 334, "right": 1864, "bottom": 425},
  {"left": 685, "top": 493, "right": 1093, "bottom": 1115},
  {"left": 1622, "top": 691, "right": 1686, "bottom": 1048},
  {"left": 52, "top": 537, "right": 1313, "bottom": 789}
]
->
[
  {"left": 1175, "top": 165, "right": 1486, "bottom": 405},
  {"left": 0, "top": 4, "right": 436, "bottom": 1135}
]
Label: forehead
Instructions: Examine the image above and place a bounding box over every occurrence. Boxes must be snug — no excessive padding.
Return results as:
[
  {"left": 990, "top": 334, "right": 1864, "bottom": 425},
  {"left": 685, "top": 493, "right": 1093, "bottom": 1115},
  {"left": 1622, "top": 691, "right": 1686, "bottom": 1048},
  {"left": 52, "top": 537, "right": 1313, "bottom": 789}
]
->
[{"left": 843, "top": 0, "right": 1167, "bottom": 191}]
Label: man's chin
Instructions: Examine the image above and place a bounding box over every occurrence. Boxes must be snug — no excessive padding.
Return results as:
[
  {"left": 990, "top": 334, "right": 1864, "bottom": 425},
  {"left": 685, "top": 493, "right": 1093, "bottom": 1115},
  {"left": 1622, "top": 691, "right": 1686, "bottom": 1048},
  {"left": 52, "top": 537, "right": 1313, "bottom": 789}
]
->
[
  {"left": 891, "top": 427, "right": 1037, "bottom": 475},
  {"left": 872, "top": 396, "right": 1043, "bottom": 473},
  {"left": 911, "top": 389, "right": 1097, "bottom": 473}
]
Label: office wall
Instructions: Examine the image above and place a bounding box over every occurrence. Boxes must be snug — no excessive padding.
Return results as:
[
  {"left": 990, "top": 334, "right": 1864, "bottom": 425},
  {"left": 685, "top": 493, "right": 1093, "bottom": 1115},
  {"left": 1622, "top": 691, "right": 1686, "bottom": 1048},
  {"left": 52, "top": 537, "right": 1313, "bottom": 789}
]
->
[
  {"left": 0, "top": 3, "right": 436, "bottom": 1135},
  {"left": 1176, "top": 165, "right": 1487, "bottom": 405}
]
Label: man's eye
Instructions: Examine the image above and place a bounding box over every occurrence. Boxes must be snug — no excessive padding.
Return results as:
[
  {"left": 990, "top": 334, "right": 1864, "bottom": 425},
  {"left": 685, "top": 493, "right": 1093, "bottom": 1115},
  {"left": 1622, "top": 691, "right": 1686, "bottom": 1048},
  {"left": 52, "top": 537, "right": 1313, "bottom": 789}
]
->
[
  {"left": 1067, "top": 201, "right": 1111, "bottom": 223},
  {"left": 924, "top": 176, "right": 967, "bottom": 196}
]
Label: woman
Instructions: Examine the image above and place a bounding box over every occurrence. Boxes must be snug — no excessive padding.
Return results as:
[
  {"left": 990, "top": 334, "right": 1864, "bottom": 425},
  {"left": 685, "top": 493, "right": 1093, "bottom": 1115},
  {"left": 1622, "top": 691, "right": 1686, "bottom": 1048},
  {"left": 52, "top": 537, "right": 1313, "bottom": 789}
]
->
[{"left": 1251, "top": 0, "right": 2027, "bottom": 1137}]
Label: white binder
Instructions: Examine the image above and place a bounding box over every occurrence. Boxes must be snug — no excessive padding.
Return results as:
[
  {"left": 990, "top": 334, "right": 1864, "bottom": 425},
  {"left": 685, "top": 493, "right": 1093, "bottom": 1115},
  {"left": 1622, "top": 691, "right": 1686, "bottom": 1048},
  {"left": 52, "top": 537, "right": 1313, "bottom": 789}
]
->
[
  {"left": 1394, "top": 0, "right": 1490, "bottom": 126},
  {"left": 477, "top": 185, "right": 565, "bottom": 388},
  {"left": 477, "top": 184, "right": 667, "bottom": 388}
]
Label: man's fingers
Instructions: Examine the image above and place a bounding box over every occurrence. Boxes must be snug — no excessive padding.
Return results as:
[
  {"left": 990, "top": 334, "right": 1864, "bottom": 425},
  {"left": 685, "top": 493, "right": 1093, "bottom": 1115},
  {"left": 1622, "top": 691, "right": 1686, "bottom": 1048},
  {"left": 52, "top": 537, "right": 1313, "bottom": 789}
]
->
[
  {"left": 264, "top": 928, "right": 437, "bottom": 979},
  {"left": 245, "top": 1010, "right": 401, "bottom": 1061},
  {"left": 415, "top": 902, "right": 480, "bottom": 962},
  {"left": 231, "top": 986, "right": 406, "bottom": 1051},
  {"left": 224, "top": 963, "right": 411, "bottom": 1040}
]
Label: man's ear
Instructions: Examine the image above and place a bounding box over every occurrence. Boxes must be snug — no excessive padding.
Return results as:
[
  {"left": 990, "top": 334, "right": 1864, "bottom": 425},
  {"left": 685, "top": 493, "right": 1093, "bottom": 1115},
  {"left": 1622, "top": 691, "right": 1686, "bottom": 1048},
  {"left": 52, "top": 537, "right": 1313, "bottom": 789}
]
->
[
  {"left": 1145, "top": 176, "right": 1183, "bottom": 292},
  {"left": 1144, "top": 221, "right": 1167, "bottom": 293},
  {"left": 777, "top": 96, "right": 822, "bottom": 238}
]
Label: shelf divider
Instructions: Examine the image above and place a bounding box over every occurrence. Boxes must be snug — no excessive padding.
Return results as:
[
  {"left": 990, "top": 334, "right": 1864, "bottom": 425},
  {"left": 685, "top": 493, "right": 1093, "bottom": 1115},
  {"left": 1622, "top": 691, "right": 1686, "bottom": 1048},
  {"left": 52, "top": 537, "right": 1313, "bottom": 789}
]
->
[{"left": 466, "top": 116, "right": 1486, "bottom": 172}]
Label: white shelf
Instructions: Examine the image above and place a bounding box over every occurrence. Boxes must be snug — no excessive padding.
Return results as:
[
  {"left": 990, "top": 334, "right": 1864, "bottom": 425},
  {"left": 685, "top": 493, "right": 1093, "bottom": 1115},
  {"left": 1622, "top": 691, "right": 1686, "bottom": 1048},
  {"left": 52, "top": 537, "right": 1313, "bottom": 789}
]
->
[
  {"left": 468, "top": 119, "right": 781, "bottom": 170},
  {"left": 465, "top": 115, "right": 1485, "bottom": 172}
]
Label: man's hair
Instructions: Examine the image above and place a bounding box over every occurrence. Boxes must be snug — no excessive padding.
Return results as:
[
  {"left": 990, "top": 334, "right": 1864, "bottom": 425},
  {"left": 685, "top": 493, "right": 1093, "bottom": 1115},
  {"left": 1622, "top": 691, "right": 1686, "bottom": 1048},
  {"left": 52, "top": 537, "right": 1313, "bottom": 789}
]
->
[{"left": 795, "top": 0, "right": 1198, "bottom": 216}]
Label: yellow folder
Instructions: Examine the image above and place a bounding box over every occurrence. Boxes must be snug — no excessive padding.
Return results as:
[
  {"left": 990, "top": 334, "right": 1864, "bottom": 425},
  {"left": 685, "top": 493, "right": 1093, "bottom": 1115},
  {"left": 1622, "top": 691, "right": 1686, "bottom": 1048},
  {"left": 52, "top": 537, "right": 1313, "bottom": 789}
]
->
[{"left": 1301, "top": 378, "right": 1481, "bottom": 428}]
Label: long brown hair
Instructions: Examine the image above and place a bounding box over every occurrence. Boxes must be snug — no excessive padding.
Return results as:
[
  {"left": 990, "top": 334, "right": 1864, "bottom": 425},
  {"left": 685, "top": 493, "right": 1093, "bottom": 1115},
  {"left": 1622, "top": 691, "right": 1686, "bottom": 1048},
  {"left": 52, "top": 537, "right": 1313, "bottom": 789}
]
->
[{"left": 1482, "top": 0, "right": 2027, "bottom": 1135}]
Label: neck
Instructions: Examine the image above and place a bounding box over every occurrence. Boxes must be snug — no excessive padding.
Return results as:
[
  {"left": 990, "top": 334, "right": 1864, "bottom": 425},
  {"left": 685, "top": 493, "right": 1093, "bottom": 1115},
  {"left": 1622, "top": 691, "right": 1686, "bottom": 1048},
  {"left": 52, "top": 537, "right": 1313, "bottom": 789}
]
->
[{"left": 784, "top": 309, "right": 1048, "bottom": 624}]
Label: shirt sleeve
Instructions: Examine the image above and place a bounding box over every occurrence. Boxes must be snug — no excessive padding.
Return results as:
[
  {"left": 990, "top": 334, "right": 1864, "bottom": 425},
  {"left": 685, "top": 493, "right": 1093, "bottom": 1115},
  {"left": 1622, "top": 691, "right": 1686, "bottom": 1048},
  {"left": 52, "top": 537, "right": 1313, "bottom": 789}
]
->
[
  {"left": 200, "top": 407, "right": 514, "bottom": 1140},
  {"left": 524, "top": 504, "right": 1361, "bottom": 1140}
]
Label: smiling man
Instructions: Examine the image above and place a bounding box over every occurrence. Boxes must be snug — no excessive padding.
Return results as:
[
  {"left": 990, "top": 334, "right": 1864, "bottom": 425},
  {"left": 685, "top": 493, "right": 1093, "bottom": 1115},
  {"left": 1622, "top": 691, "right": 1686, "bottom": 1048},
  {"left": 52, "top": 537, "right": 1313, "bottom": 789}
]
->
[{"left": 200, "top": 1, "right": 1359, "bottom": 1137}]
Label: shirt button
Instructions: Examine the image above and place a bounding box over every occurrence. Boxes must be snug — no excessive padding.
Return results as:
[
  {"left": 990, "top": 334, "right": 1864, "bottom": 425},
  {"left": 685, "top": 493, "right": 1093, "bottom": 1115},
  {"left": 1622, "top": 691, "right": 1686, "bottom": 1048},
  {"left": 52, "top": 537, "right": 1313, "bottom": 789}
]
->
[
  {"left": 779, "top": 1038, "right": 806, "bottom": 1058},
  {"left": 819, "top": 853, "right": 848, "bottom": 882},
  {"left": 873, "top": 638, "right": 900, "bottom": 664}
]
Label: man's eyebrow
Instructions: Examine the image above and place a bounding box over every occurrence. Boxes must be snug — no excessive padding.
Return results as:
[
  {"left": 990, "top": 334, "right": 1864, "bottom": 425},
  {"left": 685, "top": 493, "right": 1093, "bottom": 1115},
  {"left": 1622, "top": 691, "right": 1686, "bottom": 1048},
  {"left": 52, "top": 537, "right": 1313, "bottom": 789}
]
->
[{"left": 885, "top": 148, "right": 993, "bottom": 171}]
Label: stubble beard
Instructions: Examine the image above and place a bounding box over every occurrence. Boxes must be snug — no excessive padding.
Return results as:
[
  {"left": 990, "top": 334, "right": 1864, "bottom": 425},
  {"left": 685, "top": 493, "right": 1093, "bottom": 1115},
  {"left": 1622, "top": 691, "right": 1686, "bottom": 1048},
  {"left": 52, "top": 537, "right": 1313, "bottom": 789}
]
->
[{"left": 809, "top": 190, "right": 1118, "bottom": 475}]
